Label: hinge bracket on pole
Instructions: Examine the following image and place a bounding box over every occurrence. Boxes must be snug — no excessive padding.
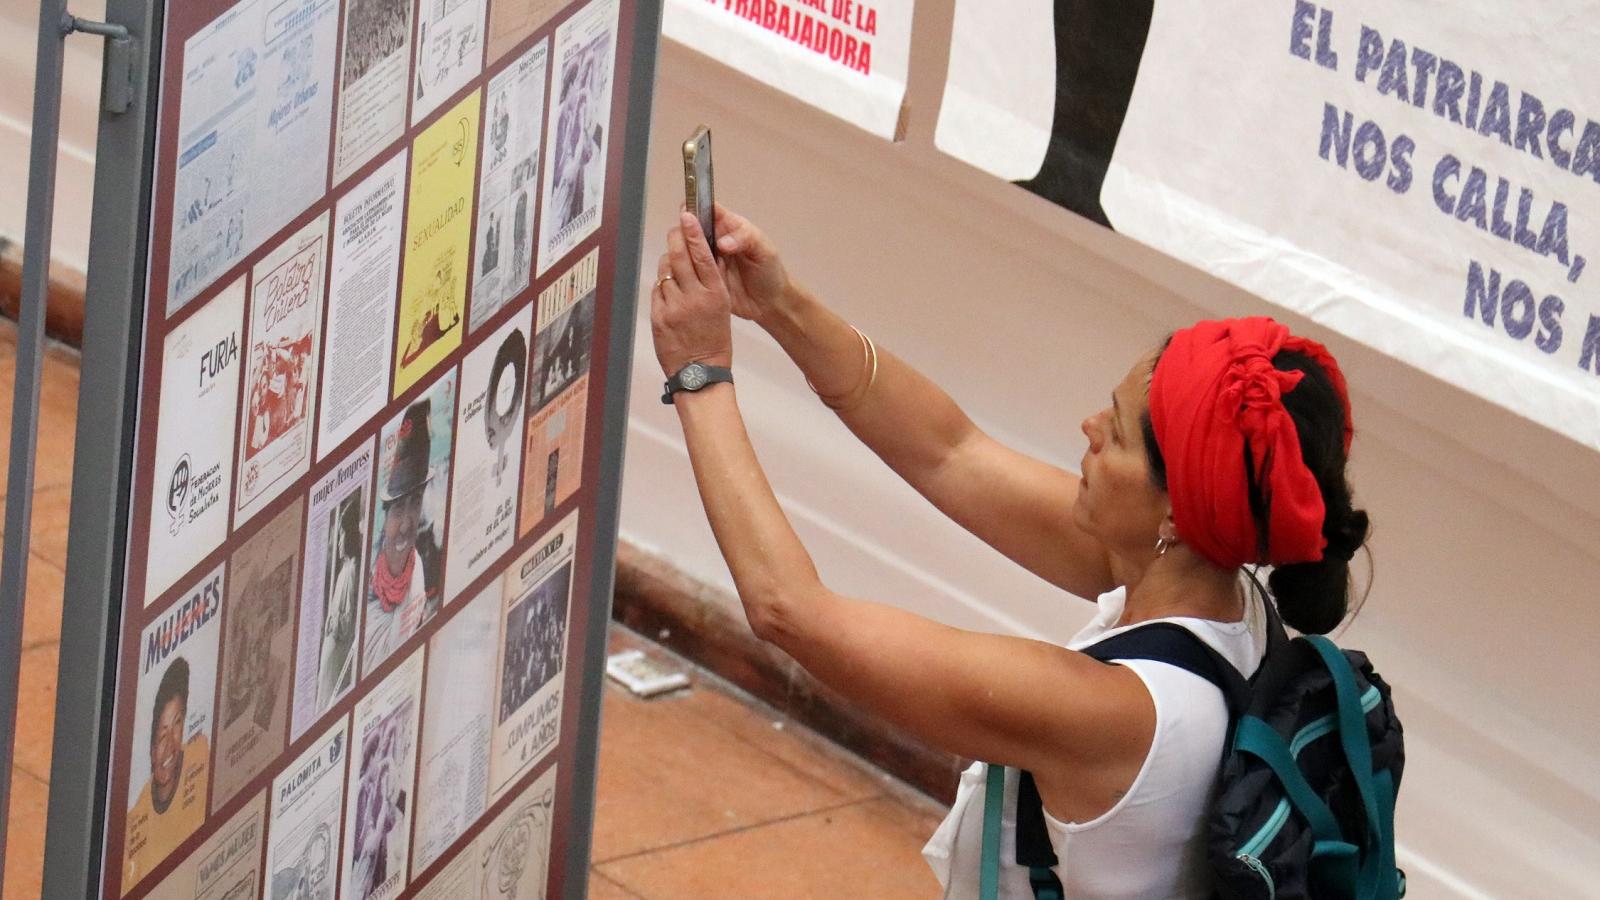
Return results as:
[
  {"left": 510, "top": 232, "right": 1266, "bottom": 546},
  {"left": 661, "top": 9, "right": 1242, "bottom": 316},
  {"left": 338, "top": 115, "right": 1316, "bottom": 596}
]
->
[{"left": 65, "top": 14, "right": 137, "bottom": 114}]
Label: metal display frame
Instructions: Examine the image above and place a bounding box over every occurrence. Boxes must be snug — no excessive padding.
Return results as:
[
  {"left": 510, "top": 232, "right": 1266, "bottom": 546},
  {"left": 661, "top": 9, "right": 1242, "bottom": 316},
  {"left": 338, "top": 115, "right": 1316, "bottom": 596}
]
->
[{"left": 33, "top": 0, "right": 662, "bottom": 895}]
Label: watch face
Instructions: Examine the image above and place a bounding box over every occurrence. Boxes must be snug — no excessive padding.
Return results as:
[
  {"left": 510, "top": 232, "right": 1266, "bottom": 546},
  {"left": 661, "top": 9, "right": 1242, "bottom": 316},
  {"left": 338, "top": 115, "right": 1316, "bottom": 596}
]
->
[{"left": 679, "top": 363, "right": 707, "bottom": 390}]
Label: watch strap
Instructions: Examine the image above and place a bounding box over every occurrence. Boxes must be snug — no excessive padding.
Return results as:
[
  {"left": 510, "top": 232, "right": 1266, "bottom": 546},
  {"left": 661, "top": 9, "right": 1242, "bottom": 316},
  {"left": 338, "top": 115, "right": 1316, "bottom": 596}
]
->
[{"left": 661, "top": 363, "right": 733, "bottom": 403}]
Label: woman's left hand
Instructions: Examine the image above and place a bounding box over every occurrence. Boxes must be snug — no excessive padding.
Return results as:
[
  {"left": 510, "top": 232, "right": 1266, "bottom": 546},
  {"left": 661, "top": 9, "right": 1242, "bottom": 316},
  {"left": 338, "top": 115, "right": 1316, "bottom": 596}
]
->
[{"left": 651, "top": 211, "right": 734, "bottom": 377}]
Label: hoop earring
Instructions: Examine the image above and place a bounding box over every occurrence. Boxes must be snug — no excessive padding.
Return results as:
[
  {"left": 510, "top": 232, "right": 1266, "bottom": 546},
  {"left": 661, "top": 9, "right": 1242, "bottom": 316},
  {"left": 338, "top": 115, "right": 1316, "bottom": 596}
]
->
[{"left": 1154, "top": 537, "right": 1172, "bottom": 557}]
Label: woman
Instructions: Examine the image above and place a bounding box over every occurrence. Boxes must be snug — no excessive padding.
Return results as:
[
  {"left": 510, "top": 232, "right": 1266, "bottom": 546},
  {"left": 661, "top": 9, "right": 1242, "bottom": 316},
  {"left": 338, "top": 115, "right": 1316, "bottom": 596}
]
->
[{"left": 649, "top": 205, "right": 1368, "bottom": 898}]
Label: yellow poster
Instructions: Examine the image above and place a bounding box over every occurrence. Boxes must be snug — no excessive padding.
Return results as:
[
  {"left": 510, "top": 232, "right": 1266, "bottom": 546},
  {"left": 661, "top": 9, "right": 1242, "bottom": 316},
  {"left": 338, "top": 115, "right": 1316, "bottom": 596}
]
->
[{"left": 396, "top": 90, "right": 481, "bottom": 397}]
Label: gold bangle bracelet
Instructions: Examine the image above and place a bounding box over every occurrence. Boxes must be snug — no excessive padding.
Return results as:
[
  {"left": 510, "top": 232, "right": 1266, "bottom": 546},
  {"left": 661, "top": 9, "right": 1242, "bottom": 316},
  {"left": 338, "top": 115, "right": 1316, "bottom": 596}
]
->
[
  {"left": 830, "top": 331, "right": 878, "bottom": 412},
  {"left": 806, "top": 325, "right": 876, "bottom": 411}
]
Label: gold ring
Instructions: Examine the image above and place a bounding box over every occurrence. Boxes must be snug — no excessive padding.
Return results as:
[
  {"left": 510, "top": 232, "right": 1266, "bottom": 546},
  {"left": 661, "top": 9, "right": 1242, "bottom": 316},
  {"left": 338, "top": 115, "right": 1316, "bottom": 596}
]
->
[{"left": 655, "top": 275, "right": 675, "bottom": 291}]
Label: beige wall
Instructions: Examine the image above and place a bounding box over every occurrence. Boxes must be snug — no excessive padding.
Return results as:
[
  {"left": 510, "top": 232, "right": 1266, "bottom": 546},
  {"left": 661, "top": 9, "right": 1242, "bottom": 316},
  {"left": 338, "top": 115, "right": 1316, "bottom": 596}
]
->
[{"left": 12, "top": 2, "right": 1598, "bottom": 895}]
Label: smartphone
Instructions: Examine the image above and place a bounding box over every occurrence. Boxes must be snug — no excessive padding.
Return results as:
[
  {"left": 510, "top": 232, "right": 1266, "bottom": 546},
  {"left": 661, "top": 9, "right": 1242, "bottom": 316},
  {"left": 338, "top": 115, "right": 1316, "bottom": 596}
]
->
[{"left": 683, "top": 125, "right": 716, "bottom": 257}]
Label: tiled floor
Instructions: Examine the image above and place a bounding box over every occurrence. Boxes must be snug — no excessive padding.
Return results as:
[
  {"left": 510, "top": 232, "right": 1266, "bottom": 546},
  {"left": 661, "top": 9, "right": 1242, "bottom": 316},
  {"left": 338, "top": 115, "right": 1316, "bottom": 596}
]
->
[{"left": 0, "top": 319, "right": 944, "bottom": 899}]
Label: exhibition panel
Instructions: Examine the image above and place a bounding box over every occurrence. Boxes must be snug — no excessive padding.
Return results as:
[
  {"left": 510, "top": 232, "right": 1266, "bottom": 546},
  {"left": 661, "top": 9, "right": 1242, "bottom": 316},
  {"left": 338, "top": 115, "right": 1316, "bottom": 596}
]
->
[{"left": 40, "top": 0, "right": 661, "bottom": 896}]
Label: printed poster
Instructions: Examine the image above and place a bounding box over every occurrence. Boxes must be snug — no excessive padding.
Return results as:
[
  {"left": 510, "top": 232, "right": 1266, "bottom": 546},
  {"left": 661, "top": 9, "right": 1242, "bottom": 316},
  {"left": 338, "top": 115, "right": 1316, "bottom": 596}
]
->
[
  {"left": 292, "top": 438, "right": 375, "bottom": 742},
  {"left": 520, "top": 372, "right": 586, "bottom": 537},
  {"left": 144, "top": 792, "right": 265, "bottom": 900},
  {"left": 145, "top": 277, "right": 244, "bottom": 606},
  {"left": 445, "top": 310, "right": 532, "bottom": 602},
  {"left": 487, "top": 0, "right": 563, "bottom": 65},
  {"left": 489, "top": 512, "right": 577, "bottom": 800},
  {"left": 122, "top": 565, "right": 224, "bottom": 893},
  {"left": 412, "top": 0, "right": 488, "bottom": 125},
  {"left": 237, "top": 213, "right": 328, "bottom": 525},
  {"left": 168, "top": 0, "right": 339, "bottom": 314},
  {"left": 363, "top": 368, "right": 457, "bottom": 674},
  {"left": 265, "top": 717, "right": 349, "bottom": 900},
  {"left": 414, "top": 581, "right": 498, "bottom": 873},
  {"left": 663, "top": 0, "right": 914, "bottom": 141},
  {"left": 529, "top": 247, "right": 596, "bottom": 412},
  {"left": 536, "top": 0, "right": 618, "bottom": 275},
  {"left": 342, "top": 648, "right": 424, "bottom": 900},
  {"left": 332, "top": 0, "right": 414, "bottom": 185},
  {"left": 413, "top": 765, "right": 557, "bottom": 900},
  {"left": 212, "top": 500, "right": 300, "bottom": 813},
  {"left": 320, "top": 151, "right": 406, "bottom": 458},
  {"left": 396, "top": 91, "right": 480, "bottom": 397},
  {"left": 521, "top": 250, "right": 594, "bottom": 535},
  {"left": 471, "top": 40, "right": 548, "bottom": 332}
]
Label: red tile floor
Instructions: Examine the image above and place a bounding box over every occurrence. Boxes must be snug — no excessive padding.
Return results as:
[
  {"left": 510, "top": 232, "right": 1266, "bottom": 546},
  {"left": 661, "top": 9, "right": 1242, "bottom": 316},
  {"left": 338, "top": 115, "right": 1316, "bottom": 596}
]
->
[{"left": 0, "top": 321, "right": 944, "bottom": 899}]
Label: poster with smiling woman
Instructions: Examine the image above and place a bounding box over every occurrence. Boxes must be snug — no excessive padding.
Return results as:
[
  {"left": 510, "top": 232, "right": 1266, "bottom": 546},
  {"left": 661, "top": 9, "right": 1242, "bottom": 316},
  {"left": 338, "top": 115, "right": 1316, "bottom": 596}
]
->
[
  {"left": 122, "top": 564, "right": 224, "bottom": 894},
  {"left": 363, "top": 367, "right": 458, "bottom": 675}
]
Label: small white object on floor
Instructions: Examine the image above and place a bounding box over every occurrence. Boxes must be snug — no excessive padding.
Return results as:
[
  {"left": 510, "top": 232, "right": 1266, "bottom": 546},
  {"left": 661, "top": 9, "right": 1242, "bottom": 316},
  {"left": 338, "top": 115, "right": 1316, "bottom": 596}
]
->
[{"left": 606, "top": 649, "right": 692, "bottom": 698}]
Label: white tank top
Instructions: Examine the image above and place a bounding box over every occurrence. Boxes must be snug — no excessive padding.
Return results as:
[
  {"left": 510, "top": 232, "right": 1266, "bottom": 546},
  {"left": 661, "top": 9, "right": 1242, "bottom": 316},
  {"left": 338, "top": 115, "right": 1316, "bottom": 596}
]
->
[{"left": 922, "top": 584, "right": 1268, "bottom": 899}]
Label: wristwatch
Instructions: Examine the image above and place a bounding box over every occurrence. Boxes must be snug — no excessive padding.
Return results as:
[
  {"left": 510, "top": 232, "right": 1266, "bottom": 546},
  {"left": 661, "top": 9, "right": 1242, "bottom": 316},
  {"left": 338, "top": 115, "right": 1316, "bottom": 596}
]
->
[{"left": 661, "top": 361, "right": 734, "bottom": 403}]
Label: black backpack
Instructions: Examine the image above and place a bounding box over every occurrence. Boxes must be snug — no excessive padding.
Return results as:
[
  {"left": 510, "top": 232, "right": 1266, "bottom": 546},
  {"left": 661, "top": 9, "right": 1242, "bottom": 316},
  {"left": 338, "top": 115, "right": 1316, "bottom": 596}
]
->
[{"left": 985, "top": 598, "right": 1406, "bottom": 900}]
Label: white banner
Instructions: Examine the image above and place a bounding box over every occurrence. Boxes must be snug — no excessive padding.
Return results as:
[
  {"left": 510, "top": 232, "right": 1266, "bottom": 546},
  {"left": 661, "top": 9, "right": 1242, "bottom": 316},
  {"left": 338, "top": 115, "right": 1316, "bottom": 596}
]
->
[
  {"left": 938, "top": 1, "right": 1600, "bottom": 450},
  {"left": 934, "top": 0, "right": 1054, "bottom": 180},
  {"left": 664, "top": 0, "right": 914, "bottom": 140},
  {"left": 1105, "top": 0, "right": 1600, "bottom": 448}
]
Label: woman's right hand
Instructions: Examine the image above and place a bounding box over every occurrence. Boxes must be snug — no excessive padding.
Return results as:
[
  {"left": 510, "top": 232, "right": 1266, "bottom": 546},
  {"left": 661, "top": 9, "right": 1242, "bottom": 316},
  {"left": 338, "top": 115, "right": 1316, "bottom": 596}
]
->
[{"left": 712, "top": 203, "right": 792, "bottom": 326}]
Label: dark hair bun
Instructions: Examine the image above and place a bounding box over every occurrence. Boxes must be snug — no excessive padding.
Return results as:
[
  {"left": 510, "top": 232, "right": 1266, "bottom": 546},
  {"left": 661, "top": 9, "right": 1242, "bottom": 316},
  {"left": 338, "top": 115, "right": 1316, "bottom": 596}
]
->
[
  {"left": 1264, "top": 350, "right": 1369, "bottom": 635},
  {"left": 1324, "top": 507, "right": 1369, "bottom": 564},
  {"left": 1268, "top": 505, "right": 1369, "bottom": 634}
]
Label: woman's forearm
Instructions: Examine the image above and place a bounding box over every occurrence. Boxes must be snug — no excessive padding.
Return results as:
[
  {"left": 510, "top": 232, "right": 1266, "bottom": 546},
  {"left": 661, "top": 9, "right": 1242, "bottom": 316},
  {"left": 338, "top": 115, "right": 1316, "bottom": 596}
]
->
[
  {"left": 671, "top": 383, "right": 823, "bottom": 641},
  {"left": 761, "top": 280, "right": 981, "bottom": 488}
]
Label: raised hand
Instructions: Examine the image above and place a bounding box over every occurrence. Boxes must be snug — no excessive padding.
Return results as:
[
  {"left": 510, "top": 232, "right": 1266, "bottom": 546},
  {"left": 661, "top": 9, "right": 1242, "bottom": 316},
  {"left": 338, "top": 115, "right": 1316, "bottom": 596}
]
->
[
  {"left": 651, "top": 211, "right": 734, "bottom": 377},
  {"left": 711, "top": 203, "right": 792, "bottom": 327}
]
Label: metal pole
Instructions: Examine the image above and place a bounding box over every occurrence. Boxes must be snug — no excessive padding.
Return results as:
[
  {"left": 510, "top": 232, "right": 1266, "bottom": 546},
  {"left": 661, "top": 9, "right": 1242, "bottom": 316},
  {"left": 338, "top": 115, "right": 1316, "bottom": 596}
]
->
[{"left": 0, "top": 0, "right": 72, "bottom": 878}]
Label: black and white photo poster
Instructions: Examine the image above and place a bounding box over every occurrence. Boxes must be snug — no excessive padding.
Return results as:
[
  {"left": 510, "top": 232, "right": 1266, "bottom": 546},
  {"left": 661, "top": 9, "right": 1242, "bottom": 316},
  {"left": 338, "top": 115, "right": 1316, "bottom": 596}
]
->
[
  {"left": 293, "top": 438, "right": 375, "bottom": 741},
  {"left": 266, "top": 717, "right": 349, "bottom": 900},
  {"left": 471, "top": 40, "right": 548, "bottom": 332},
  {"left": 332, "top": 0, "right": 414, "bottom": 184},
  {"left": 489, "top": 511, "right": 576, "bottom": 801},
  {"left": 342, "top": 648, "right": 424, "bottom": 900},
  {"left": 144, "top": 277, "right": 244, "bottom": 605},
  {"left": 445, "top": 309, "right": 531, "bottom": 602},
  {"left": 319, "top": 151, "right": 406, "bottom": 458},
  {"left": 536, "top": 0, "right": 618, "bottom": 274}
]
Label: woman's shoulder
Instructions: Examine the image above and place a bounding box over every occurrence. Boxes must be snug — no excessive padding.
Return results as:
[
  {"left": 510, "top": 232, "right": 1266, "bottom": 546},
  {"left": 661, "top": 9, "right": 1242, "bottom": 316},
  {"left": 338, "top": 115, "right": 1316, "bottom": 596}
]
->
[{"left": 1071, "top": 582, "right": 1268, "bottom": 679}]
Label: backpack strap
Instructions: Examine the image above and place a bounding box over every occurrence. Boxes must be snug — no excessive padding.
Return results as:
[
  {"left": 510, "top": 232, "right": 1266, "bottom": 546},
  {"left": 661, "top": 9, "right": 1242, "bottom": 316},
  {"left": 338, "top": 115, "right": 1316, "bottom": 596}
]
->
[
  {"left": 1015, "top": 771, "right": 1065, "bottom": 899},
  {"left": 1008, "top": 621, "right": 1253, "bottom": 898},
  {"left": 1304, "top": 635, "right": 1402, "bottom": 900},
  {"left": 1080, "top": 622, "right": 1251, "bottom": 716},
  {"left": 979, "top": 763, "right": 1004, "bottom": 900}
]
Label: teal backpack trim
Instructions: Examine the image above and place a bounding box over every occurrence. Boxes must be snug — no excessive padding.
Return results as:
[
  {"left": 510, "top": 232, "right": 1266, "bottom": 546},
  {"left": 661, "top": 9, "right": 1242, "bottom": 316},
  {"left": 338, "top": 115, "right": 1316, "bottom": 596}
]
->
[{"left": 980, "top": 764, "right": 1005, "bottom": 900}]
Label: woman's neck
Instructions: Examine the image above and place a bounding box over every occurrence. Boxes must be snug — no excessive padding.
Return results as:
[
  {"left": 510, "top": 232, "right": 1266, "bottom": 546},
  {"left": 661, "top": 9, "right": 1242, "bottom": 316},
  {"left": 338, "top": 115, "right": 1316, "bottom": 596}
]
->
[{"left": 1114, "top": 547, "right": 1243, "bottom": 627}]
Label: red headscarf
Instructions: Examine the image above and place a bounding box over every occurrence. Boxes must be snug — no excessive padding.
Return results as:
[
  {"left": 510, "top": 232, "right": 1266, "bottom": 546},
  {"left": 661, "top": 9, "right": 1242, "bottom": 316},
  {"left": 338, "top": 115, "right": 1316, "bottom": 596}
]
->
[{"left": 1148, "top": 318, "right": 1352, "bottom": 569}]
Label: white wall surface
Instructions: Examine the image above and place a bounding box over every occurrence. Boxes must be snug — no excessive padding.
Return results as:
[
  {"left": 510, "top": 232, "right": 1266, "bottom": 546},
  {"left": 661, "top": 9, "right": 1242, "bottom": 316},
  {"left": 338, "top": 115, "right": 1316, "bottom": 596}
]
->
[
  {"left": 2, "top": 0, "right": 104, "bottom": 272},
  {"left": 11, "top": 2, "right": 1598, "bottom": 895},
  {"left": 625, "top": 22, "right": 1600, "bottom": 900}
]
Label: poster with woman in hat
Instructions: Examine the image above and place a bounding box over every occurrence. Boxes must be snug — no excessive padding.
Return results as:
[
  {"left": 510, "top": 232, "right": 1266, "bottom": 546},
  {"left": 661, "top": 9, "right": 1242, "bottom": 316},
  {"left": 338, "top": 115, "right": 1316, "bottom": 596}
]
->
[{"left": 363, "top": 368, "right": 456, "bottom": 675}]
